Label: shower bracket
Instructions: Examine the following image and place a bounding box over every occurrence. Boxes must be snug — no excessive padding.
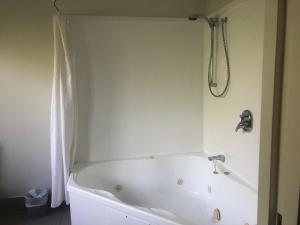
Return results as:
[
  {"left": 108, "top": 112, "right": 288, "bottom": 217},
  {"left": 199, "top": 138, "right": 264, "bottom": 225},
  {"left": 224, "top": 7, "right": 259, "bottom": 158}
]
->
[
  {"left": 209, "top": 17, "right": 228, "bottom": 28},
  {"left": 209, "top": 82, "right": 218, "bottom": 87}
]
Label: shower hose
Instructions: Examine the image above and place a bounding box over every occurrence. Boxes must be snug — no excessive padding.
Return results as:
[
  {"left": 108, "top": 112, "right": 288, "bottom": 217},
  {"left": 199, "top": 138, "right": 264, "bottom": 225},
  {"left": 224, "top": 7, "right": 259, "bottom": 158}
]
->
[{"left": 208, "top": 19, "right": 231, "bottom": 97}]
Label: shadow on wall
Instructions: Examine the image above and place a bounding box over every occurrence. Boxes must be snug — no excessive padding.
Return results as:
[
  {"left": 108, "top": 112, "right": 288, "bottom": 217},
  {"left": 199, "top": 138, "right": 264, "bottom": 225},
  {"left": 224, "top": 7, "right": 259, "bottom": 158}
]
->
[{"left": 72, "top": 26, "right": 92, "bottom": 162}]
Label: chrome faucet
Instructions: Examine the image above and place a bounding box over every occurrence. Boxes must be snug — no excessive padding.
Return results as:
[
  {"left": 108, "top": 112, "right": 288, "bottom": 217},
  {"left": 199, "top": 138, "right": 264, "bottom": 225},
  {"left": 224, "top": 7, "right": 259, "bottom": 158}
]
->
[
  {"left": 208, "top": 155, "right": 225, "bottom": 162},
  {"left": 235, "top": 110, "right": 253, "bottom": 132},
  {"left": 235, "top": 122, "right": 244, "bottom": 132}
]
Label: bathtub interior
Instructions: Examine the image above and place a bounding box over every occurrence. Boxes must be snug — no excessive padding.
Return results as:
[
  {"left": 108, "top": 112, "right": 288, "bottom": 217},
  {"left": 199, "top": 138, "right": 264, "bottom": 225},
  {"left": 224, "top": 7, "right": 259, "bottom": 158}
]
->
[{"left": 70, "top": 154, "right": 257, "bottom": 225}]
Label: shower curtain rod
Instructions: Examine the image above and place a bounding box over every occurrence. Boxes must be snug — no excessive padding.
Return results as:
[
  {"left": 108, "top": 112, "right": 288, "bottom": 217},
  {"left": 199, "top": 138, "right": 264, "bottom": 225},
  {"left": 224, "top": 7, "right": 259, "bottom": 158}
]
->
[{"left": 53, "top": 0, "right": 62, "bottom": 15}]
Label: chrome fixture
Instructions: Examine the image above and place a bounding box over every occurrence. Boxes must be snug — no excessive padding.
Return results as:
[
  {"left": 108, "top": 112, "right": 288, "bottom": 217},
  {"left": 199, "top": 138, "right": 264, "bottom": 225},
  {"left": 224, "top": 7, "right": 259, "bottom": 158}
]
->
[
  {"left": 213, "top": 160, "right": 218, "bottom": 174},
  {"left": 208, "top": 155, "right": 226, "bottom": 162},
  {"left": 53, "top": 0, "right": 62, "bottom": 14},
  {"left": 235, "top": 110, "right": 253, "bottom": 132},
  {"left": 208, "top": 155, "right": 225, "bottom": 174},
  {"left": 188, "top": 15, "right": 221, "bottom": 28},
  {"left": 188, "top": 15, "right": 230, "bottom": 97}
]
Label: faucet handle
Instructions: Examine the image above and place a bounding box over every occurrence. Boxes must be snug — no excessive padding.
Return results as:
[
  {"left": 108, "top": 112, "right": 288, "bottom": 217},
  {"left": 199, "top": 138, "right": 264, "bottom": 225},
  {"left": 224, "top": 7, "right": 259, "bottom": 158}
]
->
[
  {"left": 236, "top": 110, "right": 253, "bottom": 132},
  {"left": 235, "top": 122, "right": 243, "bottom": 132}
]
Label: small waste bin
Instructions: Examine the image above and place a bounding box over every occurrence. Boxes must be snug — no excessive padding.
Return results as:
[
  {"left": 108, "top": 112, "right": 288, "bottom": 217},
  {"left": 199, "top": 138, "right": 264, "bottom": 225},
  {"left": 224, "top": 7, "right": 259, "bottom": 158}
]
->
[{"left": 24, "top": 188, "right": 48, "bottom": 218}]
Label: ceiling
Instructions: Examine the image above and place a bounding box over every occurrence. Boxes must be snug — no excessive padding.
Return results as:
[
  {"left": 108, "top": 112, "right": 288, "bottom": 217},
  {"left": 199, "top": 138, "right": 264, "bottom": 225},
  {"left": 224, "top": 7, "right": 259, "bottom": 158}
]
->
[{"left": 54, "top": 0, "right": 206, "bottom": 17}]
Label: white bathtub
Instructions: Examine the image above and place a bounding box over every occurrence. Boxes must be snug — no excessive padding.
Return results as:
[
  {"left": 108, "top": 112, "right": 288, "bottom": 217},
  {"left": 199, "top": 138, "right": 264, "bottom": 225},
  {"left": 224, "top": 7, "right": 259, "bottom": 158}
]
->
[{"left": 67, "top": 153, "right": 257, "bottom": 225}]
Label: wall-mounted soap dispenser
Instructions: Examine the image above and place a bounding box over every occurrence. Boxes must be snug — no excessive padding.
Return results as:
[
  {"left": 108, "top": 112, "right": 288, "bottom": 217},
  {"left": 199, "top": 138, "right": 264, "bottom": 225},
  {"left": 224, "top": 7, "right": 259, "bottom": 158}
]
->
[{"left": 235, "top": 110, "right": 253, "bottom": 132}]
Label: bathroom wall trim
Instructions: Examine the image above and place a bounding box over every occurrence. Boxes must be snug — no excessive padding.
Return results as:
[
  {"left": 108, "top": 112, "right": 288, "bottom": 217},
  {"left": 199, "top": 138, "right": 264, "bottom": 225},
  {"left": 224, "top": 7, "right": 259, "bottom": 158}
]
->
[
  {"left": 268, "top": 0, "right": 286, "bottom": 224},
  {"left": 257, "top": 0, "right": 287, "bottom": 224}
]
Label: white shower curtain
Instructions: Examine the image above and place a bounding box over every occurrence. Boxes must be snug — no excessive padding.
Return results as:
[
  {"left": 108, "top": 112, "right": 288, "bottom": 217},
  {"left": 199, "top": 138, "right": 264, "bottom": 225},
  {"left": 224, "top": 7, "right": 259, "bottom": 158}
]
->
[{"left": 50, "top": 15, "right": 77, "bottom": 208}]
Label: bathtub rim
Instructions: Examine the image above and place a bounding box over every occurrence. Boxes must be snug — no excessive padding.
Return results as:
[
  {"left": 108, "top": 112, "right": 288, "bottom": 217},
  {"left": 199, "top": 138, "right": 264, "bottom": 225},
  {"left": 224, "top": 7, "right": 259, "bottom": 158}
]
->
[{"left": 70, "top": 152, "right": 258, "bottom": 192}]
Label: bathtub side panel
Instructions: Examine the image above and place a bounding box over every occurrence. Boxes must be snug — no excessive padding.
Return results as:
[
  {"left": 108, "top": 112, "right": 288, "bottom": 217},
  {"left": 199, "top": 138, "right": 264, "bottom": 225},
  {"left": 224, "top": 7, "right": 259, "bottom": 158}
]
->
[
  {"left": 69, "top": 192, "right": 152, "bottom": 225},
  {"left": 204, "top": 174, "right": 258, "bottom": 225}
]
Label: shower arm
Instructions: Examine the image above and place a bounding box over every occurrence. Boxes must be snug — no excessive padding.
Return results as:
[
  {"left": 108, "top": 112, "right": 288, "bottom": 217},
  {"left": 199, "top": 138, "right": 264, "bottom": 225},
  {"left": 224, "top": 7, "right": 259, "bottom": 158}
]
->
[{"left": 198, "top": 16, "right": 214, "bottom": 28}]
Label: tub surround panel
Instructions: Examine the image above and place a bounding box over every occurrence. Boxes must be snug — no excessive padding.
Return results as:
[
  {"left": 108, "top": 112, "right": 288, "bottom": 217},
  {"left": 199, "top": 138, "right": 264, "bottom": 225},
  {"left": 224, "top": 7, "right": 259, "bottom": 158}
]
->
[
  {"left": 202, "top": 0, "right": 265, "bottom": 188},
  {"left": 71, "top": 4, "right": 264, "bottom": 190},
  {"left": 70, "top": 17, "right": 204, "bottom": 162}
]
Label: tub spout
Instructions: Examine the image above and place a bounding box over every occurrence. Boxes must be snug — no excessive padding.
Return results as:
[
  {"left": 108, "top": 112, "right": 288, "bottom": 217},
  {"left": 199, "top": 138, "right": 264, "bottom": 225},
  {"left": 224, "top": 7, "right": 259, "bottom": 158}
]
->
[{"left": 208, "top": 155, "right": 225, "bottom": 162}]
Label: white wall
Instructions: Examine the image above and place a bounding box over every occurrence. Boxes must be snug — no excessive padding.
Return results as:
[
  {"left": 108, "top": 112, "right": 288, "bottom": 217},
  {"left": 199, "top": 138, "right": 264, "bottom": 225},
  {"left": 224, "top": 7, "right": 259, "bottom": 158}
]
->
[
  {"left": 59, "top": 0, "right": 205, "bottom": 17},
  {"left": 0, "top": 1, "right": 53, "bottom": 197},
  {"left": 205, "top": 0, "right": 236, "bottom": 14},
  {"left": 70, "top": 17, "right": 203, "bottom": 162},
  {"left": 202, "top": 0, "right": 265, "bottom": 188}
]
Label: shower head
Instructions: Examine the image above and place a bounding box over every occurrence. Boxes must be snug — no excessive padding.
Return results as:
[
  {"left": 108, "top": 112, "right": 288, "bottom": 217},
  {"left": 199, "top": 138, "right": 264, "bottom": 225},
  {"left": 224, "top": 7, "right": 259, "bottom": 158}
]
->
[
  {"left": 188, "top": 15, "right": 207, "bottom": 21},
  {"left": 188, "top": 15, "right": 221, "bottom": 29},
  {"left": 188, "top": 15, "right": 200, "bottom": 21}
]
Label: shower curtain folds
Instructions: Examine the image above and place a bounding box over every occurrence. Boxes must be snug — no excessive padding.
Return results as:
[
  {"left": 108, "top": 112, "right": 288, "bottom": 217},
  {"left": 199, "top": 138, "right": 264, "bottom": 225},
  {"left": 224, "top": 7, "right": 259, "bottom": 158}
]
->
[{"left": 50, "top": 15, "right": 77, "bottom": 208}]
